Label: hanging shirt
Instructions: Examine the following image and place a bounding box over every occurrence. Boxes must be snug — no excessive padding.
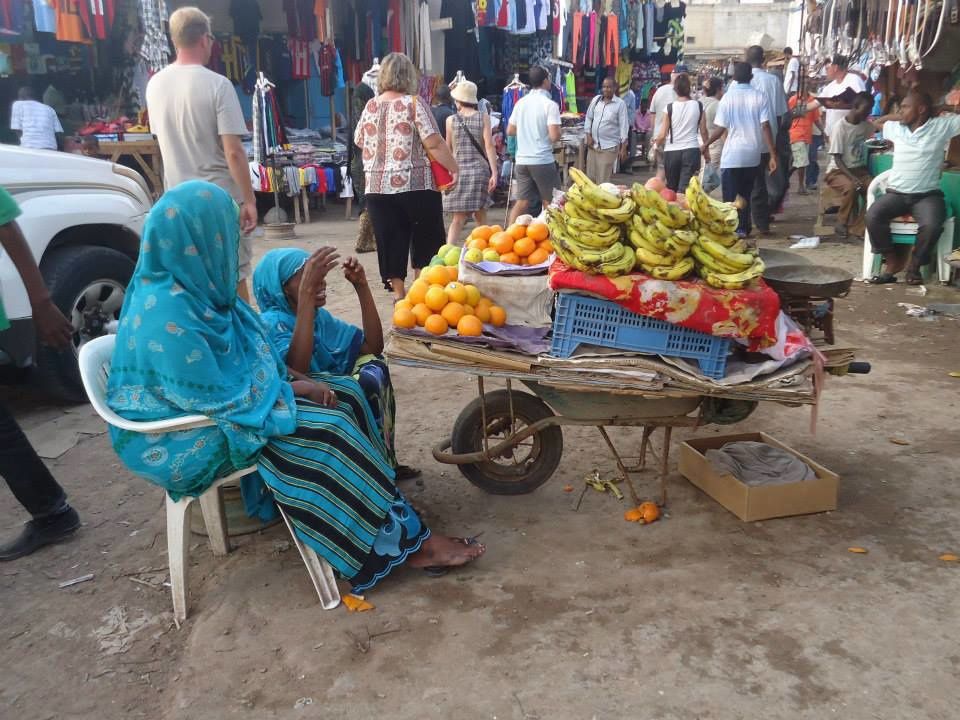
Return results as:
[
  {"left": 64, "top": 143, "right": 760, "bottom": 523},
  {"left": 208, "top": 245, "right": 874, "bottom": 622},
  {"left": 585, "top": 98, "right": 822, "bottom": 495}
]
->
[
  {"left": 289, "top": 38, "right": 309, "bottom": 79},
  {"left": 55, "top": 0, "right": 90, "bottom": 43},
  {"left": 221, "top": 37, "right": 244, "bottom": 82},
  {"left": 10, "top": 99, "right": 63, "bottom": 149},
  {"left": 230, "top": 0, "right": 261, "bottom": 43},
  {"left": 77, "top": 0, "right": 115, "bottom": 40},
  {"left": 32, "top": 0, "right": 57, "bottom": 33},
  {"left": 0, "top": 0, "right": 24, "bottom": 35}
]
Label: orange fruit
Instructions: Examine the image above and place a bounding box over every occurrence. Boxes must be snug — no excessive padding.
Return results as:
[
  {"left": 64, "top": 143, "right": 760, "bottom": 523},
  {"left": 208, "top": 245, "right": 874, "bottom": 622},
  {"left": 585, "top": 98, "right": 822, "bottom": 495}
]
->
[
  {"left": 471, "top": 225, "right": 493, "bottom": 241},
  {"left": 424, "top": 314, "right": 449, "bottom": 336},
  {"left": 393, "top": 307, "right": 416, "bottom": 329},
  {"left": 445, "top": 282, "right": 467, "bottom": 304},
  {"left": 639, "top": 501, "right": 660, "bottom": 523},
  {"left": 441, "top": 301, "right": 465, "bottom": 326},
  {"left": 406, "top": 280, "right": 429, "bottom": 306},
  {"left": 527, "top": 248, "right": 549, "bottom": 265},
  {"left": 467, "top": 237, "right": 488, "bottom": 251},
  {"left": 474, "top": 303, "right": 491, "bottom": 322},
  {"left": 488, "top": 224, "right": 504, "bottom": 235},
  {"left": 395, "top": 298, "right": 413, "bottom": 313},
  {"left": 464, "top": 284, "right": 481, "bottom": 307},
  {"left": 457, "top": 315, "right": 483, "bottom": 336},
  {"left": 527, "top": 222, "right": 549, "bottom": 241},
  {"left": 490, "top": 231, "right": 514, "bottom": 255},
  {"left": 499, "top": 252, "right": 521, "bottom": 265},
  {"left": 489, "top": 305, "right": 507, "bottom": 327},
  {"left": 507, "top": 223, "right": 527, "bottom": 240},
  {"left": 513, "top": 237, "right": 536, "bottom": 257},
  {"left": 538, "top": 239, "right": 553, "bottom": 253},
  {"left": 476, "top": 297, "right": 493, "bottom": 309},
  {"left": 425, "top": 265, "right": 450, "bottom": 286},
  {"left": 424, "top": 285, "right": 448, "bottom": 311},
  {"left": 446, "top": 266, "right": 459, "bottom": 282},
  {"left": 462, "top": 304, "right": 475, "bottom": 316},
  {"left": 411, "top": 303, "right": 432, "bottom": 326},
  {"left": 624, "top": 507, "right": 644, "bottom": 522}
]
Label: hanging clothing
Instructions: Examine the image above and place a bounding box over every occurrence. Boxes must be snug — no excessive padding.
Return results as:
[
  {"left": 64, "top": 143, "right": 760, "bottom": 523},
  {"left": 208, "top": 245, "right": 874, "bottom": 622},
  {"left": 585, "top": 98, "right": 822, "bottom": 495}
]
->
[
  {"left": 229, "top": 0, "right": 261, "bottom": 43},
  {"left": 416, "top": 0, "right": 431, "bottom": 73},
  {"left": 32, "top": 0, "right": 57, "bottom": 33},
  {"left": 54, "top": 0, "right": 90, "bottom": 43},
  {"left": 289, "top": 38, "right": 309, "bottom": 79},
  {"left": 77, "top": 0, "right": 114, "bottom": 40},
  {"left": 138, "top": 0, "right": 168, "bottom": 71}
]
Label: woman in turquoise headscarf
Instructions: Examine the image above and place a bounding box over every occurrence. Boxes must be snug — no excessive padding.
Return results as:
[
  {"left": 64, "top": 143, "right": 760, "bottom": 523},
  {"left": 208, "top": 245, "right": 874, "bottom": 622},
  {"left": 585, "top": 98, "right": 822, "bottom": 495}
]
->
[
  {"left": 106, "top": 181, "right": 484, "bottom": 592},
  {"left": 252, "top": 247, "right": 419, "bottom": 480}
]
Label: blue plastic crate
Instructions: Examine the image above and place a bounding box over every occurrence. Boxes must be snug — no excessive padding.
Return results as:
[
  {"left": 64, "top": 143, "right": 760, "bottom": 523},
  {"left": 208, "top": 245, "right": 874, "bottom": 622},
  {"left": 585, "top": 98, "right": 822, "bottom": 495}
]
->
[{"left": 549, "top": 293, "right": 731, "bottom": 379}]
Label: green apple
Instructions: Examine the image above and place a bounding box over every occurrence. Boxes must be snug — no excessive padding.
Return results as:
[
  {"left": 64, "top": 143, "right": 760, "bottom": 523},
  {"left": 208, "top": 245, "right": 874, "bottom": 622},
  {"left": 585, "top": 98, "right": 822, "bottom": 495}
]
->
[
  {"left": 428, "top": 255, "right": 445, "bottom": 266},
  {"left": 482, "top": 249, "right": 500, "bottom": 262},
  {"left": 464, "top": 248, "right": 483, "bottom": 263},
  {"left": 437, "top": 244, "right": 455, "bottom": 257},
  {"left": 444, "top": 247, "right": 461, "bottom": 266}
]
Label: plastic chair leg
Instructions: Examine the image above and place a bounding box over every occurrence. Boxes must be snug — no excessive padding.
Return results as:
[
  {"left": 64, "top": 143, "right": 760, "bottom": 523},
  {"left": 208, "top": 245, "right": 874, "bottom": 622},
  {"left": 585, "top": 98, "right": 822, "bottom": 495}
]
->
[
  {"left": 278, "top": 508, "right": 341, "bottom": 610},
  {"left": 198, "top": 485, "right": 230, "bottom": 557},
  {"left": 166, "top": 494, "right": 194, "bottom": 624}
]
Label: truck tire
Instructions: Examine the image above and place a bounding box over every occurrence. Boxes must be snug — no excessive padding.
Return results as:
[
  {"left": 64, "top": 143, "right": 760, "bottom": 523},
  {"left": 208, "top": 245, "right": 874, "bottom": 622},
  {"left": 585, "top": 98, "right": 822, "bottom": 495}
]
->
[{"left": 36, "top": 245, "right": 134, "bottom": 402}]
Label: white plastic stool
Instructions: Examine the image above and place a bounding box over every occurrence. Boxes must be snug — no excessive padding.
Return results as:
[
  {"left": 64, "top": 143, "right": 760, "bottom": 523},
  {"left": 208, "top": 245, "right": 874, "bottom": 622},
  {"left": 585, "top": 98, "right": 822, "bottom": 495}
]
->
[
  {"left": 79, "top": 335, "right": 341, "bottom": 623},
  {"left": 862, "top": 170, "right": 956, "bottom": 283}
]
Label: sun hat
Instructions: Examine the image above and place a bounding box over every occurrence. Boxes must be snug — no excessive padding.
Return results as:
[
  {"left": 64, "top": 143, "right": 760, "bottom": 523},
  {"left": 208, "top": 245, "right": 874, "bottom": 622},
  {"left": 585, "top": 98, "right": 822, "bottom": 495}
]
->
[{"left": 451, "top": 80, "right": 479, "bottom": 105}]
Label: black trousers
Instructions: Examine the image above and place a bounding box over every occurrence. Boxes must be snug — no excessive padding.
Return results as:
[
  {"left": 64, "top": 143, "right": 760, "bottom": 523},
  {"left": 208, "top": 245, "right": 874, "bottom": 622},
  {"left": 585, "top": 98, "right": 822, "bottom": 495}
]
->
[
  {"left": 865, "top": 189, "right": 947, "bottom": 266},
  {"left": 663, "top": 147, "right": 702, "bottom": 193},
  {"left": 750, "top": 153, "right": 771, "bottom": 232},
  {"left": 721, "top": 166, "right": 758, "bottom": 235},
  {"left": 0, "top": 400, "right": 67, "bottom": 519},
  {"left": 366, "top": 190, "right": 446, "bottom": 284}
]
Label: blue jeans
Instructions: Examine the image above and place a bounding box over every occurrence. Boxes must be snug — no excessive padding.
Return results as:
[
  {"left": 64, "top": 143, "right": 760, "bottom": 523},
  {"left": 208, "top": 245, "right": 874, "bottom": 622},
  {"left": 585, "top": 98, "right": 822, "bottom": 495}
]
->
[
  {"left": 721, "top": 166, "right": 758, "bottom": 235},
  {"left": 806, "top": 135, "right": 824, "bottom": 187}
]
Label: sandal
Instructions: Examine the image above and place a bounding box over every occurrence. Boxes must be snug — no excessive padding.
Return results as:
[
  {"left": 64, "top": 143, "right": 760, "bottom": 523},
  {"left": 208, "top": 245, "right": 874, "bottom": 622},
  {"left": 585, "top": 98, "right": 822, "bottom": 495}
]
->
[
  {"left": 867, "top": 273, "right": 898, "bottom": 284},
  {"left": 395, "top": 464, "right": 422, "bottom": 482}
]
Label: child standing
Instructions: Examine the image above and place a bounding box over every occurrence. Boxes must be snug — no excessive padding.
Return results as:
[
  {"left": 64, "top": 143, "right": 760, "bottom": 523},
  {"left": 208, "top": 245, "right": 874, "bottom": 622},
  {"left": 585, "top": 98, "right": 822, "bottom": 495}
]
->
[{"left": 787, "top": 90, "right": 824, "bottom": 195}]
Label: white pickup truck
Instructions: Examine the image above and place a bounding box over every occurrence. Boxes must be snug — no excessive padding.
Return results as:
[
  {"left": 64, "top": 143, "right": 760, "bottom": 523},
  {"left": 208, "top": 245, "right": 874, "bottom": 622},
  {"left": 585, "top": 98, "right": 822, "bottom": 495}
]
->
[{"left": 0, "top": 145, "right": 152, "bottom": 401}]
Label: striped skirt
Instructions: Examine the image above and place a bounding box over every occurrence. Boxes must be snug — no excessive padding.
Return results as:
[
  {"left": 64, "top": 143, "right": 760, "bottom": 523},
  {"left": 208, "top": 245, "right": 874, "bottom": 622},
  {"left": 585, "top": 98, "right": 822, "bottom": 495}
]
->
[{"left": 256, "top": 375, "right": 429, "bottom": 592}]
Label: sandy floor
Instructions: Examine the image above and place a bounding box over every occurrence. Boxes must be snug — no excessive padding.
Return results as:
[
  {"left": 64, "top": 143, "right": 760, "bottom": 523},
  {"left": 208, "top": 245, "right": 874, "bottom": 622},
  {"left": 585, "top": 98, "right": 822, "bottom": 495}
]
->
[{"left": 2, "top": 176, "right": 960, "bottom": 720}]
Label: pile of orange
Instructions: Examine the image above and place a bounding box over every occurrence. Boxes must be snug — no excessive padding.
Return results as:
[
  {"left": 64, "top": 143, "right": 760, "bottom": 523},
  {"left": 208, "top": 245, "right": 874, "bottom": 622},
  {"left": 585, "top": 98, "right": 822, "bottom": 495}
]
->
[
  {"left": 466, "top": 222, "right": 553, "bottom": 266},
  {"left": 393, "top": 274, "right": 507, "bottom": 337}
]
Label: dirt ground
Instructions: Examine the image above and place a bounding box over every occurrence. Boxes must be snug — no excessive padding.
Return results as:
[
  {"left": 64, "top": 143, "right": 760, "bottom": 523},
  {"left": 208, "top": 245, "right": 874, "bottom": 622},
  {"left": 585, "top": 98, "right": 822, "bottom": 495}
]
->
[{"left": 2, "top": 176, "right": 960, "bottom": 720}]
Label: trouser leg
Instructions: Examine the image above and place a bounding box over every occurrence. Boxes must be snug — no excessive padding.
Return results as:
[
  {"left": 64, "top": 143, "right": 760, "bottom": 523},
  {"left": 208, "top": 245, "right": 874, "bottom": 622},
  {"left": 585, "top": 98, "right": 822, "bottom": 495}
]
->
[
  {"left": 865, "top": 190, "right": 913, "bottom": 255},
  {"left": 677, "top": 148, "right": 701, "bottom": 194},
  {"left": 0, "top": 400, "right": 67, "bottom": 519},
  {"left": 909, "top": 192, "right": 948, "bottom": 266},
  {"left": 824, "top": 170, "right": 858, "bottom": 228},
  {"left": 750, "top": 154, "right": 770, "bottom": 231}
]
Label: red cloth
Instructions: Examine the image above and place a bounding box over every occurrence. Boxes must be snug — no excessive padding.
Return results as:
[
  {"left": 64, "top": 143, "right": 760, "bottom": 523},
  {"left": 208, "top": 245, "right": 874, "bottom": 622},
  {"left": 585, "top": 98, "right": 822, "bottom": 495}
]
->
[
  {"left": 548, "top": 262, "right": 782, "bottom": 350},
  {"left": 77, "top": 0, "right": 114, "bottom": 40}
]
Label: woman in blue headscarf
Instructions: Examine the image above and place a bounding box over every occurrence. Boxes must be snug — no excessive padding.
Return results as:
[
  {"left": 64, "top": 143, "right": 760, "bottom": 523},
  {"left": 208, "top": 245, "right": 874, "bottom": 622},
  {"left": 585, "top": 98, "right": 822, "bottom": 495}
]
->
[
  {"left": 252, "top": 247, "right": 419, "bottom": 480},
  {"left": 106, "top": 181, "right": 484, "bottom": 592}
]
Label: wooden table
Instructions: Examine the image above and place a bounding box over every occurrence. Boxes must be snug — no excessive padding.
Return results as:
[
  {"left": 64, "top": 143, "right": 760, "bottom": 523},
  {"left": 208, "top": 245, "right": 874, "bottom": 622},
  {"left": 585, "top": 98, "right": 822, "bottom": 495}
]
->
[{"left": 96, "top": 140, "right": 164, "bottom": 198}]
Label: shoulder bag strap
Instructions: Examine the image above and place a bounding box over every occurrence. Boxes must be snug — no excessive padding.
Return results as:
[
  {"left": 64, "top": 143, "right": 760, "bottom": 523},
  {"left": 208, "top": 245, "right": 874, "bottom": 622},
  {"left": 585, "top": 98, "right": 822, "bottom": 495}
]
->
[{"left": 457, "top": 114, "right": 487, "bottom": 159}]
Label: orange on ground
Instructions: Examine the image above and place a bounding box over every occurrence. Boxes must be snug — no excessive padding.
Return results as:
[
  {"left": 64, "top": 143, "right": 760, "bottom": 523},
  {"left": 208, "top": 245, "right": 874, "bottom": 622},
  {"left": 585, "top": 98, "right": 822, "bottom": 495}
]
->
[
  {"left": 425, "top": 266, "right": 449, "bottom": 286},
  {"left": 526, "top": 222, "right": 549, "bottom": 241},
  {"left": 424, "top": 285, "right": 448, "bottom": 311},
  {"left": 490, "top": 231, "right": 514, "bottom": 255},
  {"left": 473, "top": 303, "right": 491, "bottom": 323},
  {"left": 462, "top": 304, "right": 475, "bottom": 316},
  {"left": 624, "top": 507, "right": 644, "bottom": 522},
  {"left": 440, "top": 302, "right": 465, "bottom": 326},
  {"left": 499, "top": 252, "right": 521, "bottom": 265},
  {"left": 445, "top": 281, "right": 467, "bottom": 304},
  {"left": 464, "top": 284, "right": 481, "bottom": 306},
  {"left": 527, "top": 248, "right": 549, "bottom": 265},
  {"left": 406, "top": 280, "right": 429, "bottom": 306},
  {"left": 471, "top": 225, "right": 493, "bottom": 241},
  {"left": 411, "top": 303, "right": 432, "bottom": 326},
  {"left": 513, "top": 237, "right": 536, "bottom": 257},
  {"left": 424, "top": 314, "right": 448, "bottom": 335},
  {"left": 393, "top": 307, "right": 416, "bottom": 329},
  {"left": 457, "top": 315, "right": 483, "bottom": 336},
  {"left": 394, "top": 299, "right": 413, "bottom": 313},
  {"left": 538, "top": 239, "right": 553, "bottom": 253},
  {"left": 467, "top": 237, "right": 488, "bottom": 251},
  {"left": 446, "top": 266, "right": 459, "bottom": 282},
  {"left": 639, "top": 501, "right": 660, "bottom": 523},
  {"left": 507, "top": 223, "right": 527, "bottom": 240},
  {"left": 489, "top": 305, "right": 507, "bottom": 327}
]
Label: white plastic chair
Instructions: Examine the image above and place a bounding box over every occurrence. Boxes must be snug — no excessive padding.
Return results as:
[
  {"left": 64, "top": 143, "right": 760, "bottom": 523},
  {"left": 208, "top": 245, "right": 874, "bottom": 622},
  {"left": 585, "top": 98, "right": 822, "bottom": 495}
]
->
[
  {"left": 79, "top": 335, "right": 340, "bottom": 623},
  {"left": 862, "top": 170, "right": 955, "bottom": 282}
]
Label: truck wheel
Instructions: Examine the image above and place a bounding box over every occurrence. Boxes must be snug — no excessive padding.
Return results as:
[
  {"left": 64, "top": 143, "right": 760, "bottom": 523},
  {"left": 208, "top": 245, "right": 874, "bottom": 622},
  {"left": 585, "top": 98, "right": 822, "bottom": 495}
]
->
[
  {"left": 36, "top": 246, "right": 134, "bottom": 402},
  {"left": 450, "top": 390, "right": 564, "bottom": 495}
]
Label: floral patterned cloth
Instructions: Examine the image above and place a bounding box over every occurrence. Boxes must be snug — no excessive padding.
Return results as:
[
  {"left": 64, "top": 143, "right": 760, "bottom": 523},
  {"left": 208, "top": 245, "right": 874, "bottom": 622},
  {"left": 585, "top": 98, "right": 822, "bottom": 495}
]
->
[{"left": 354, "top": 94, "right": 440, "bottom": 195}]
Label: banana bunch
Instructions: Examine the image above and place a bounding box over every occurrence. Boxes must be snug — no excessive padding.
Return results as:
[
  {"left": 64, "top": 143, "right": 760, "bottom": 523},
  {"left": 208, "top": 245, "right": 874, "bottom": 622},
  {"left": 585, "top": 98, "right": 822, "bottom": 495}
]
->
[
  {"left": 685, "top": 176, "right": 739, "bottom": 235},
  {"left": 691, "top": 234, "right": 765, "bottom": 290},
  {"left": 631, "top": 185, "right": 691, "bottom": 229},
  {"left": 566, "top": 167, "right": 636, "bottom": 224},
  {"left": 627, "top": 214, "right": 696, "bottom": 281},
  {"left": 548, "top": 214, "right": 636, "bottom": 277}
]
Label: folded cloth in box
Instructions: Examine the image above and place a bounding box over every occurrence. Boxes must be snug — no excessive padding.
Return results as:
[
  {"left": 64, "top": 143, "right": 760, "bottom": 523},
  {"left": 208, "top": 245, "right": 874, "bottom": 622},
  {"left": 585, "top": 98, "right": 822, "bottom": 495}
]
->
[{"left": 459, "top": 261, "right": 555, "bottom": 328}]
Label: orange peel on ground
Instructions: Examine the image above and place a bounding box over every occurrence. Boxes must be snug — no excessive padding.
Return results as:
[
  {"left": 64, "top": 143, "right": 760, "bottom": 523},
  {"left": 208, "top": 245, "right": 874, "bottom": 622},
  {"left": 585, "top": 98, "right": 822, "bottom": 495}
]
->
[{"left": 343, "top": 594, "right": 375, "bottom": 612}]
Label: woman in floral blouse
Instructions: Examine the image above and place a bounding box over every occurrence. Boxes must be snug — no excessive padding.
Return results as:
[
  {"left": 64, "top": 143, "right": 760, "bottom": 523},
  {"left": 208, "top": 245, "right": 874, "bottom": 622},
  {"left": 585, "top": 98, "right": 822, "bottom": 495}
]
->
[{"left": 354, "top": 53, "right": 459, "bottom": 300}]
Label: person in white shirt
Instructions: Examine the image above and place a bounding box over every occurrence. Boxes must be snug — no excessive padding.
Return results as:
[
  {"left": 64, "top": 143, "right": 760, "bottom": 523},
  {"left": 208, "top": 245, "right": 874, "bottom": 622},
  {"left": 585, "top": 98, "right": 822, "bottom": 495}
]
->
[
  {"left": 654, "top": 74, "right": 709, "bottom": 193},
  {"left": 703, "top": 62, "right": 777, "bottom": 238},
  {"left": 865, "top": 90, "right": 960, "bottom": 285},
  {"left": 584, "top": 77, "right": 630, "bottom": 184},
  {"left": 746, "top": 45, "right": 788, "bottom": 235},
  {"left": 782, "top": 47, "right": 800, "bottom": 96},
  {"left": 816, "top": 55, "right": 867, "bottom": 138},
  {"left": 10, "top": 87, "right": 63, "bottom": 151},
  {"left": 506, "top": 66, "right": 561, "bottom": 224},
  {"left": 649, "top": 65, "right": 688, "bottom": 179}
]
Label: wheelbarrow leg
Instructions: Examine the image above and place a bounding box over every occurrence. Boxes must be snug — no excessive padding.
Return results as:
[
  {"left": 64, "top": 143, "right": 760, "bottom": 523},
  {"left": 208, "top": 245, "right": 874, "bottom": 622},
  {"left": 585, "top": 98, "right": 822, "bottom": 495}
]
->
[
  {"left": 596, "top": 426, "right": 642, "bottom": 507},
  {"left": 660, "top": 426, "right": 673, "bottom": 507}
]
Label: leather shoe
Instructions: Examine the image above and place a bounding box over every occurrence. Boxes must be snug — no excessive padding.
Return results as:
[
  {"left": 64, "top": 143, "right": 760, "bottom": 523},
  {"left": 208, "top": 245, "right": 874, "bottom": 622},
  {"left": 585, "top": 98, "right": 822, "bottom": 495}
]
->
[{"left": 0, "top": 507, "right": 80, "bottom": 561}]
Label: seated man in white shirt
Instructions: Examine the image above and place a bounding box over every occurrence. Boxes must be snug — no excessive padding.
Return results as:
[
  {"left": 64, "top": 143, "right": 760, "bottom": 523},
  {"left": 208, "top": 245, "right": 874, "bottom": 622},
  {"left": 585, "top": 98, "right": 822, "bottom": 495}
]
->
[
  {"left": 865, "top": 90, "right": 960, "bottom": 285},
  {"left": 10, "top": 87, "right": 64, "bottom": 151}
]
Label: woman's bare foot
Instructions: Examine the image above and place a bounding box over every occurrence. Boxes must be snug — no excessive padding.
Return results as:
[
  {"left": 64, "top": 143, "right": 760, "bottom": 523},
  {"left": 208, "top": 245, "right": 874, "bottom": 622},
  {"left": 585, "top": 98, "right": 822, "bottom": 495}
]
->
[{"left": 407, "top": 535, "right": 486, "bottom": 570}]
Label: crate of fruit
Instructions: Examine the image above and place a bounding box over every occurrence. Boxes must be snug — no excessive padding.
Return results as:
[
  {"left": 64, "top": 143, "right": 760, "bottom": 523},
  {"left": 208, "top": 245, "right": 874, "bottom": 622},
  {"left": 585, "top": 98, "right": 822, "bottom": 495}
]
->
[{"left": 460, "top": 219, "right": 554, "bottom": 275}]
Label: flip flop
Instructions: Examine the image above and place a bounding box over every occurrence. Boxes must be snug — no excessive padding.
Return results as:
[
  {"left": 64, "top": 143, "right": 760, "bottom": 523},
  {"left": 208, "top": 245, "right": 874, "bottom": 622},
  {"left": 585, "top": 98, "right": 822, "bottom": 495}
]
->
[
  {"left": 422, "top": 535, "right": 485, "bottom": 577},
  {"left": 395, "top": 465, "right": 422, "bottom": 481},
  {"left": 867, "top": 273, "right": 898, "bottom": 284}
]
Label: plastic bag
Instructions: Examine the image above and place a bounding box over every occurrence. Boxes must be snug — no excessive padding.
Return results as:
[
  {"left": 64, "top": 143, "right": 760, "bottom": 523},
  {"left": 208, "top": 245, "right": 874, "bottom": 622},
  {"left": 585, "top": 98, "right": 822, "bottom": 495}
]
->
[{"left": 701, "top": 163, "right": 721, "bottom": 194}]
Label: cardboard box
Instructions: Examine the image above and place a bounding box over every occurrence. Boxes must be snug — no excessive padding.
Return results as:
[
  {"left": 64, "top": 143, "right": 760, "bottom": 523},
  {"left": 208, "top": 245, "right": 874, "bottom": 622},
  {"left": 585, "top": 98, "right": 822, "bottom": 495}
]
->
[{"left": 678, "top": 432, "right": 838, "bottom": 521}]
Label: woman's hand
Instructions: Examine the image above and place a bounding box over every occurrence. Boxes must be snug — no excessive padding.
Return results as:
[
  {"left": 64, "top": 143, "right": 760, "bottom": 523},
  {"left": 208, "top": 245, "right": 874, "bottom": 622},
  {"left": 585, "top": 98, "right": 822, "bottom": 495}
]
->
[
  {"left": 487, "top": 172, "right": 497, "bottom": 194},
  {"left": 291, "top": 380, "right": 338, "bottom": 407},
  {"left": 342, "top": 257, "right": 367, "bottom": 288},
  {"left": 299, "top": 247, "right": 340, "bottom": 307}
]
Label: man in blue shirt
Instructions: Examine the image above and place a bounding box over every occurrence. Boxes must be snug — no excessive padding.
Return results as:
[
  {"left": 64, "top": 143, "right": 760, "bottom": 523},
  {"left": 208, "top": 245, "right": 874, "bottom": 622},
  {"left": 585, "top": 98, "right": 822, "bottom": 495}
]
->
[{"left": 865, "top": 90, "right": 960, "bottom": 285}]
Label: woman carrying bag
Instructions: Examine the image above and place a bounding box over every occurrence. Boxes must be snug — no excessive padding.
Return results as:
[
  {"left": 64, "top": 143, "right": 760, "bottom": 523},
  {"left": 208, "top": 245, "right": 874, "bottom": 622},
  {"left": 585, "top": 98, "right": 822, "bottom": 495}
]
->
[
  {"left": 354, "top": 53, "right": 459, "bottom": 301},
  {"left": 655, "top": 74, "right": 709, "bottom": 194},
  {"left": 443, "top": 81, "right": 498, "bottom": 246}
]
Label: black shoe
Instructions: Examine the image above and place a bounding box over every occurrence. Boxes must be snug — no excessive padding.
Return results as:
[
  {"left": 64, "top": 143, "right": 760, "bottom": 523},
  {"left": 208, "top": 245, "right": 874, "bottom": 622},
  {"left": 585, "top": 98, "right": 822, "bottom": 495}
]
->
[{"left": 0, "top": 507, "right": 80, "bottom": 561}]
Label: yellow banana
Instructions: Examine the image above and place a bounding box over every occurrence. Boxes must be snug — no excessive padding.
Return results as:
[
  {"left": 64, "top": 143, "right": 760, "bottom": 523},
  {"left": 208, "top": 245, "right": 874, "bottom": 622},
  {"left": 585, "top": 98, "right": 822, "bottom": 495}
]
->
[
  {"left": 568, "top": 167, "right": 594, "bottom": 189},
  {"left": 699, "top": 228, "right": 741, "bottom": 248},
  {"left": 564, "top": 215, "right": 613, "bottom": 235},
  {"left": 633, "top": 244, "right": 676, "bottom": 267},
  {"left": 582, "top": 183, "right": 622, "bottom": 210},
  {"left": 600, "top": 245, "right": 636, "bottom": 276},
  {"left": 567, "top": 228, "right": 622, "bottom": 250},
  {"left": 690, "top": 242, "right": 744, "bottom": 275},
  {"left": 595, "top": 197, "right": 636, "bottom": 223},
  {"left": 659, "top": 203, "right": 691, "bottom": 229},
  {"left": 578, "top": 242, "right": 627, "bottom": 265},
  {"left": 703, "top": 258, "right": 765, "bottom": 289},
  {"left": 648, "top": 256, "right": 695, "bottom": 281},
  {"left": 663, "top": 236, "right": 693, "bottom": 258},
  {"left": 697, "top": 237, "right": 755, "bottom": 271},
  {"left": 629, "top": 228, "right": 672, "bottom": 256}
]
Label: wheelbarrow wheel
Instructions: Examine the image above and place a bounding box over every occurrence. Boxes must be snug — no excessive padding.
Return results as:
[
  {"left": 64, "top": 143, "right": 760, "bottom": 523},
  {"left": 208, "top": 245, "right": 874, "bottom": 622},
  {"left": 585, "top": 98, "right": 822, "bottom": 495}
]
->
[{"left": 450, "top": 389, "right": 563, "bottom": 495}]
